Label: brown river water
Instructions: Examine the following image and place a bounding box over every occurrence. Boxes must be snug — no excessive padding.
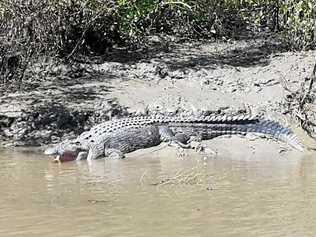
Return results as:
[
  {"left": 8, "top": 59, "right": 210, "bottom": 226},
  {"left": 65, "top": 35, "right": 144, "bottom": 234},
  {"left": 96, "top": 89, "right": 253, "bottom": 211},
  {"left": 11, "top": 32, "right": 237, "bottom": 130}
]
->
[{"left": 0, "top": 142, "right": 316, "bottom": 237}]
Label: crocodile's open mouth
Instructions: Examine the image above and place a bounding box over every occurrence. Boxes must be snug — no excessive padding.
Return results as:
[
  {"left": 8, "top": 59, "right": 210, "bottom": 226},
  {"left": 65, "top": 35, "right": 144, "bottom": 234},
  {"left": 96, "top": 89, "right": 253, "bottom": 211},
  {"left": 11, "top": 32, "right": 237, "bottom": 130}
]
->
[{"left": 53, "top": 151, "right": 79, "bottom": 163}]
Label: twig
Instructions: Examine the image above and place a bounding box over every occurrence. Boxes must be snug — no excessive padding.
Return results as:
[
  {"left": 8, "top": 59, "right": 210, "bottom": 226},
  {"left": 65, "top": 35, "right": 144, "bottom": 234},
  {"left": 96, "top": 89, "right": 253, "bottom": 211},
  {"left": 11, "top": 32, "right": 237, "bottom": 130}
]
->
[{"left": 66, "top": 11, "right": 103, "bottom": 59}]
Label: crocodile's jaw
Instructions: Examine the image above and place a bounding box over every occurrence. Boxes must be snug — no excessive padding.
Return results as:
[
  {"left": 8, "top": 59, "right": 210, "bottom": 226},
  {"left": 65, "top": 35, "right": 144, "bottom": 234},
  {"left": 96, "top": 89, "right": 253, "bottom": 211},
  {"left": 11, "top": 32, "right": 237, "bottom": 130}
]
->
[
  {"left": 53, "top": 151, "right": 79, "bottom": 163},
  {"left": 45, "top": 141, "right": 88, "bottom": 162},
  {"left": 53, "top": 150, "right": 89, "bottom": 163}
]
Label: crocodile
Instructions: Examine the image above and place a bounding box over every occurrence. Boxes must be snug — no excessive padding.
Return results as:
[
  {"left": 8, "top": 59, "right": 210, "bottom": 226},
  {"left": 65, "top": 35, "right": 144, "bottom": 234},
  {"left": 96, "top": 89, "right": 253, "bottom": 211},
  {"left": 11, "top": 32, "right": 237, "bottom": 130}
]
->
[{"left": 44, "top": 113, "right": 304, "bottom": 162}]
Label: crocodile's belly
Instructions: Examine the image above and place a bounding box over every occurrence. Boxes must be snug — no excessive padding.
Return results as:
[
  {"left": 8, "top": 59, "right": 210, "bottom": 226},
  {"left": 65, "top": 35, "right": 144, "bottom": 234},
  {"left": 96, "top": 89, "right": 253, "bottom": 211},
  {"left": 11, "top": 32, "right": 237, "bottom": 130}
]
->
[{"left": 104, "top": 126, "right": 161, "bottom": 153}]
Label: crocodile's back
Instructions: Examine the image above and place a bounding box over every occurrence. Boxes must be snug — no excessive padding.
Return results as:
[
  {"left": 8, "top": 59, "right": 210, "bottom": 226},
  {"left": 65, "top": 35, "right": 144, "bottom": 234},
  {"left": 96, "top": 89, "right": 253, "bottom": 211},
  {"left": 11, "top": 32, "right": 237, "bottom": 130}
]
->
[
  {"left": 76, "top": 114, "right": 255, "bottom": 149},
  {"left": 87, "top": 114, "right": 258, "bottom": 133},
  {"left": 78, "top": 114, "right": 303, "bottom": 152}
]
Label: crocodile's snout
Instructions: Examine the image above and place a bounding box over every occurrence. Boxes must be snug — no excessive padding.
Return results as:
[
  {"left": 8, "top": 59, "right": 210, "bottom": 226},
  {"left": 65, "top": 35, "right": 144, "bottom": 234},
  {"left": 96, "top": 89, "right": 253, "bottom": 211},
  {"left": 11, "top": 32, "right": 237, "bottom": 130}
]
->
[
  {"left": 44, "top": 147, "right": 58, "bottom": 155},
  {"left": 45, "top": 142, "right": 86, "bottom": 162}
]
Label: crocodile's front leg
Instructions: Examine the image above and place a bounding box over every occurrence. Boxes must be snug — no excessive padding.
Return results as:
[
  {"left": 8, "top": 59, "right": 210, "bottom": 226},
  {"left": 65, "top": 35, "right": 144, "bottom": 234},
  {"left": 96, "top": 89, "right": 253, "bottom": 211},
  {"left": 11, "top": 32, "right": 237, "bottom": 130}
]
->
[
  {"left": 76, "top": 151, "right": 89, "bottom": 160},
  {"left": 104, "top": 149, "right": 125, "bottom": 159},
  {"left": 87, "top": 143, "right": 105, "bottom": 160}
]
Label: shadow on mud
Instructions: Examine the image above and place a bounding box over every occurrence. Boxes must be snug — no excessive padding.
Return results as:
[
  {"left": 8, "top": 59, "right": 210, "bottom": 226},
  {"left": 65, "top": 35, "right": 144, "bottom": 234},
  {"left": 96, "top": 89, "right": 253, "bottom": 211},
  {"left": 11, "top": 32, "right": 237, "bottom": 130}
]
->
[
  {"left": 104, "top": 38, "right": 285, "bottom": 70},
  {"left": 0, "top": 97, "right": 129, "bottom": 146},
  {"left": 163, "top": 41, "right": 283, "bottom": 70}
]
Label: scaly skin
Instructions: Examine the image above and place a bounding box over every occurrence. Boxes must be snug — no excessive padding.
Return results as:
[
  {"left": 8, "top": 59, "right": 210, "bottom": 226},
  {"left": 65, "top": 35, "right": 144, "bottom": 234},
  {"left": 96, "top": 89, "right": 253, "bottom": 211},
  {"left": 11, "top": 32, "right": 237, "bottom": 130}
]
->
[{"left": 44, "top": 114, "right": 304, "bottom": 162}]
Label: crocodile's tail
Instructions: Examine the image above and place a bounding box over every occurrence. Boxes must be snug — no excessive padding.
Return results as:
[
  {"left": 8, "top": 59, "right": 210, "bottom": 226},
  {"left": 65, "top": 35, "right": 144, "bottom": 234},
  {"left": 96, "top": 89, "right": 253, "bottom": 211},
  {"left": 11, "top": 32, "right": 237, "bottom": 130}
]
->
[
  {"left": 167, "top": 115, "right": 304, "bottom": 151},
  {"left": 250, "top": 120, "right": 304, "bottom": 151}
]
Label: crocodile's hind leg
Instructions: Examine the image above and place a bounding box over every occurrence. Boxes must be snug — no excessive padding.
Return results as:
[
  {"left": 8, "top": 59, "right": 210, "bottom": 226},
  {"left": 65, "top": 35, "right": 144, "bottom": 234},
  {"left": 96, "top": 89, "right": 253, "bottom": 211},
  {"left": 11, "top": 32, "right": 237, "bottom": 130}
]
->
[
  {"left": 159, "top": 126, "right": 217, "bottom": 157},
  {"left": 158, "top": 126, "right": 198, "bottom": 157},
  {"left": 158, "top": 126, "right": 191, "bottom": 148}
]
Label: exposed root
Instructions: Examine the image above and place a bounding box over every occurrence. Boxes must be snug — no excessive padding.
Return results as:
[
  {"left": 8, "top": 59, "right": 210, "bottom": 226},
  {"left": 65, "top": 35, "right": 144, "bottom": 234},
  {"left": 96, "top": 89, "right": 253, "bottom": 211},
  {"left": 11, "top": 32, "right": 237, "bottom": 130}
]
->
[{"left": 283, "top": 62, "right": 316, "bottom": 139}]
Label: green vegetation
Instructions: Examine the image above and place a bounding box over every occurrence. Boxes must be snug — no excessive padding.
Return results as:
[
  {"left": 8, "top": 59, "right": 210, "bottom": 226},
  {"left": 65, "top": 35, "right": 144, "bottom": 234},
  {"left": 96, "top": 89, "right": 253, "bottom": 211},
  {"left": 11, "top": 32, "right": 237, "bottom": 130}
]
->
[{"left": 0, "top": 0, "right": 315, "bottom": 86}]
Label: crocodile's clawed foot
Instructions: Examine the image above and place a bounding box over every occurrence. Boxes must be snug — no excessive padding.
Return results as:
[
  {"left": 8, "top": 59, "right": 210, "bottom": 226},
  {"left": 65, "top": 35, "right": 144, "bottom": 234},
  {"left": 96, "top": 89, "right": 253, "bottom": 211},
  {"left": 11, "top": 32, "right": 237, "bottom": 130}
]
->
[
  {"left": 201, "top": 147, "right": 218, "bottom": 159},
  {"left": 189, "top": 140, "right": 205, "bottom": 153},
  {"left": 167, "top": 140, "right": 189, "bottom": 157},
  {"left": 53, "top": 155, "right": 61, "bottom": 164},
  {"left": 104, "top": 149, "right": 125, "bottom": 159},
  {"left": 76, "top": 151, "right": 88, "bottom": 161},
  {"left": 176, "top": 147, "right": 186, "bottom": 158}
]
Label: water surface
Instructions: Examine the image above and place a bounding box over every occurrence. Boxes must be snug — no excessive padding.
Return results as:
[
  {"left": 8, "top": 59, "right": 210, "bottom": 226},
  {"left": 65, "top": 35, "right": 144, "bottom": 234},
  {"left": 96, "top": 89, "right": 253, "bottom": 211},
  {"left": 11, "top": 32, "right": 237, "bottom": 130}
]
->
[{"left": 0, "top": 145, "right": 315, "bottom": 237}]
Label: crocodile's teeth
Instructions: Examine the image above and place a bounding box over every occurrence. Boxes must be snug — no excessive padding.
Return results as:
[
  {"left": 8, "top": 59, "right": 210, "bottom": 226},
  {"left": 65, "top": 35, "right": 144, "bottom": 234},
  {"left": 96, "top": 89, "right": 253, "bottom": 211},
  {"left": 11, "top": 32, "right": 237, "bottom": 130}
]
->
[{"left": 53, "top": 155, "right": 61, "bottom": 163}]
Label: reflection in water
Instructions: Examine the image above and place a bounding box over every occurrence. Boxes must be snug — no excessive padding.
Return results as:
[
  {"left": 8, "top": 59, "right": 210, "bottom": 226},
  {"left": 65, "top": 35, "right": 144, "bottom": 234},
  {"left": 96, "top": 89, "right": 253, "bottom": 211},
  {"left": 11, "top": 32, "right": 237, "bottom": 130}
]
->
[{"left": 0, "top": 148, "right": 315, "bottom": 237}]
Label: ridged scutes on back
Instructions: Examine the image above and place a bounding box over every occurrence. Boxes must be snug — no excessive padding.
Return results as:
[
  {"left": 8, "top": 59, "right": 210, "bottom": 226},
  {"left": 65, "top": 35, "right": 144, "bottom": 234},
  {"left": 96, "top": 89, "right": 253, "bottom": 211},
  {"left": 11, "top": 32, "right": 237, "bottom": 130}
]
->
[{"left": 149, "top": 113, "right": 260, "bottom": 124}]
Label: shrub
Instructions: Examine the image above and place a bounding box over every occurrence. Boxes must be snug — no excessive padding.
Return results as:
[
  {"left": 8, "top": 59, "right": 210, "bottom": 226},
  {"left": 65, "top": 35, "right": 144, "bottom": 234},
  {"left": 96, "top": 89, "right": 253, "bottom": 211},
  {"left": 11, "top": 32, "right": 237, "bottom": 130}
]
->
[{"left": 0, "top": 0, "right": 315, "bottom": 87}]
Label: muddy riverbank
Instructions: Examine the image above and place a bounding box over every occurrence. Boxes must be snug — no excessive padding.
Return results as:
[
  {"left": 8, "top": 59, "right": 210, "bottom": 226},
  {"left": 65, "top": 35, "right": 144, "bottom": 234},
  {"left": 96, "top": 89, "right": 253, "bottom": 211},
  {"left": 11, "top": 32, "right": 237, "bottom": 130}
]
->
[{"left": 1, "top": 38, "right": 315, "bottom": 152}]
